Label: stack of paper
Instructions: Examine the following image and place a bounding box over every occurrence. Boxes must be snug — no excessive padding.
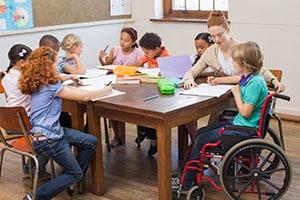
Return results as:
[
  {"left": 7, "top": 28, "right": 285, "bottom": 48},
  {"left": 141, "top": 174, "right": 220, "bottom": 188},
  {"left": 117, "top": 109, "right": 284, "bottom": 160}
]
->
[{"left": 180, "top": 83, "right": 233, "bottom": 97}]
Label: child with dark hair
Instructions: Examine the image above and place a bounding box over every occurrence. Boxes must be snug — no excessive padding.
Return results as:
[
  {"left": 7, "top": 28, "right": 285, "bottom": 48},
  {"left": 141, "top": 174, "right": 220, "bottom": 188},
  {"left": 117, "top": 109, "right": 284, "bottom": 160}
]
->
[
  {"left": 99, "top": 27, "right": 142, "bottom": 66},
  {"left": 139, "top": 32, "right": 170, "bottom": 68},
  {"left": 39, "top": 34, "right": 61, "bottom": 52},
  {"left": 135, "top": 32, "right": 170, "bottom": 156},
  {"left": 192, "top": 32, "right": 214, "bottom": 66},
  {"left": 1, "top": 44, "right": 32, "bottom": 114}
]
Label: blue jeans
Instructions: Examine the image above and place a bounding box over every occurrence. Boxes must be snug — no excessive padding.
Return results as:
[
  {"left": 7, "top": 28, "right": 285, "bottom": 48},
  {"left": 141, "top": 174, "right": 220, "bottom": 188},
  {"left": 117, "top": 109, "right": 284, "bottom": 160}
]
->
[
  {"left": 32, "top": 127, "right": 97, "bottom": 200},
  {"left": 183, "top": 120, "right": 255, "bottom": 189}
]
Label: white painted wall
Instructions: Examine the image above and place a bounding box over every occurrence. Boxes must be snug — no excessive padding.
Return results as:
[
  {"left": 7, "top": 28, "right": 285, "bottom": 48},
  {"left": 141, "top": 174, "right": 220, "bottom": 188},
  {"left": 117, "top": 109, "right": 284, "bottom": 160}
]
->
[
  {"left": 132, "top": 0, "right": 300, "bottom": 116},
  {"left": 1, "top": 0, "right": 299, "bottom": 116}
]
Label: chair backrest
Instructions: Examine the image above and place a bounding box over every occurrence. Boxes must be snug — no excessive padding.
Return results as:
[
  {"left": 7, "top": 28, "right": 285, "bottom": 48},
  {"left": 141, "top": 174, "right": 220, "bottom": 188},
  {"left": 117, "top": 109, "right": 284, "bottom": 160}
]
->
[
  {"left": 0, "top": 106, "right": 34, "bottom": 152},
  {"left": 0, "top": 73, "right": 5, "bottom": 94},
  {"left": 257, "top": 93, "right": 274, "bottom": 138}
]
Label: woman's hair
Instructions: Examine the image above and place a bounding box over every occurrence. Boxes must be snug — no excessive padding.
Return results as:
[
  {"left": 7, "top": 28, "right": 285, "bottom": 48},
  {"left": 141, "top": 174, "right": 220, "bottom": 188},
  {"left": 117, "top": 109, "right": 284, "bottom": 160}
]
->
[
  {"left": 231, "top": 41, "right": 264, "bottom": 73},
  {"left": 61, "top": 34, "right": 82, "bottom": 51},
  {"left": 6, "top": 44, "right": 32, "bottom": 73},
  {"left": 193, "top": 32, "right": 214, "bottom": 65},
  {"left": 121, "top": 27, "right": 138, "bottom": 48},
  {"left": 207, "top": 11, "right": 229, "bottom": 29},
  {"left": 139, "top": 32, "right": 162, "bottom": 50},
  {"left": 19, "top": 47, "right": 59, "bottom": 95}
]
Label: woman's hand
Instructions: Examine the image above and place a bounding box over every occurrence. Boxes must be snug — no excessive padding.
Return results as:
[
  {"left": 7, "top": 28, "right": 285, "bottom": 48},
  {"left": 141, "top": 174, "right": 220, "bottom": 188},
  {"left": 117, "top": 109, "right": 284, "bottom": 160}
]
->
[{"left": 183, "top": 79, "right": 197, "bottom": 89}]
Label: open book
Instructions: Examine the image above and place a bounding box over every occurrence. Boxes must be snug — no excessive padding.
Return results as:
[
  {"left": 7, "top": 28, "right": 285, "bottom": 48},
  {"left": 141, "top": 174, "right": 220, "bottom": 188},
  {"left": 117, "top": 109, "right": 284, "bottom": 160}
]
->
[{"left": 180, "top": 83, "right": 233, "bottom": 97}]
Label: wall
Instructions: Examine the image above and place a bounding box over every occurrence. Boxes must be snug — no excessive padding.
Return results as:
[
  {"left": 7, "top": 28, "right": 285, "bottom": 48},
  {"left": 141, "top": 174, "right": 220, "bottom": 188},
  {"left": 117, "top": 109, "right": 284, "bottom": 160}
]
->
[
  {"left": 132, "top": 0, "right": 300, "bottom": 116},
  {"left": 1, "top": 0, "right": 299, "bottom": 116}
]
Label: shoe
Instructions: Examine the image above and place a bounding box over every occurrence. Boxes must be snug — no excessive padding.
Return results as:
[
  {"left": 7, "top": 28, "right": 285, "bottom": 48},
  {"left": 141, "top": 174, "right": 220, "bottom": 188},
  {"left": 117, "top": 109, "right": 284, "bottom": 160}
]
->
[
  {"left": 110, "top": 138, "right": 120, "bottom": 147},
  {"left": 171, "top": 177, "right": 180, "bottom": 190},
  {"left": 22, "top": 193, "right": 32, "bottom": 200},
  {"left": 135, "top": 131, "right": 147, "bottom": 145},
  {"left": 147, "top": 144, "right": 157, "bottom": 156},
  {"left": 67, "top": 187, "right": 74, "bottom": 197}
]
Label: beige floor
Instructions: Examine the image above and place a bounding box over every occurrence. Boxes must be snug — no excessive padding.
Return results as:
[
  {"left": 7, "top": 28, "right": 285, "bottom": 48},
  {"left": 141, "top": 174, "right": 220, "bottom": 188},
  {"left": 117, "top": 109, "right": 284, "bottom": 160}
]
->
[{"left": 0, "top": 118, "right": 299, "bottom": 200}]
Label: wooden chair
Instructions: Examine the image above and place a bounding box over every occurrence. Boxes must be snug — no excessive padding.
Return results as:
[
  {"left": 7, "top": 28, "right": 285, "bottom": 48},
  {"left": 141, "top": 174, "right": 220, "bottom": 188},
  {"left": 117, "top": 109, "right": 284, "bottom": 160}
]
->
[
  {"left": 0, "top": 107, "right": 54, "bottom": 200},
  {"left": 268, "top": 69, "right": 282, "bottom": 88}
]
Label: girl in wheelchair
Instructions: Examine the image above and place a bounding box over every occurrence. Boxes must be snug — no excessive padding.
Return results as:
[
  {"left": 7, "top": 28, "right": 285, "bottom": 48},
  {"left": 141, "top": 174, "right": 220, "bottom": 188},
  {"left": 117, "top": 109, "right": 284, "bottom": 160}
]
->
[{"left": 174, "top": 41, "right": 268, "bottom": 193}]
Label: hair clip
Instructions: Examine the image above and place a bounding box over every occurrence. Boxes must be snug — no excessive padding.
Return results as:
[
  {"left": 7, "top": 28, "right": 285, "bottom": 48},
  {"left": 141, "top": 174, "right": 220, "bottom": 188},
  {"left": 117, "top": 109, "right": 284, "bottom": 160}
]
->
[{"left": 18, "top": 49, "right": 27, "bottom": 57}]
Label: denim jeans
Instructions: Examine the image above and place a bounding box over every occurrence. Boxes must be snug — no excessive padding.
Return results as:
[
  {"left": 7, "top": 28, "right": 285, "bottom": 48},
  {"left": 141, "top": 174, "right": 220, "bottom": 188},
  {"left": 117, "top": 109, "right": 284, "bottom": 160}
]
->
[
  {"left": 32, "top": 127, "right": 97, "bottom": 200},
  {"left": 183, "top": 120, "right": 256, "bottom": 189}
]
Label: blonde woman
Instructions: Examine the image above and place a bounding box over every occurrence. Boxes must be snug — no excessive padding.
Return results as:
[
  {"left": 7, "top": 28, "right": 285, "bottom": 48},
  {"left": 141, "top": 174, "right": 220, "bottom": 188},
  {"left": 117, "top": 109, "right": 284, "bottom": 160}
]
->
[
  {"left": 183, "top": 11, "right": 284, "bottom": 92},
  {"left": 59, "top": 33, "right": 86, "bottom": 74}
]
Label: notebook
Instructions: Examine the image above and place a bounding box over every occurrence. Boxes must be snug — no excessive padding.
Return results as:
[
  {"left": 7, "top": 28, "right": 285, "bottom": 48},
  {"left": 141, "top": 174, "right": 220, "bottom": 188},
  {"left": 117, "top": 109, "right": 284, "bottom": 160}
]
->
[{"left": 157, "top": 55, "right": 192, "bottom": 78}]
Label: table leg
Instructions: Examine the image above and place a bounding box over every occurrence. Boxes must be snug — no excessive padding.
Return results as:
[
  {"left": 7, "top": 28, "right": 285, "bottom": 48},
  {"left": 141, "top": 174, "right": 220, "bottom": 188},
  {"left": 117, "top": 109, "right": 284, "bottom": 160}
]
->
[
  {"left": 87, "top": 103, "right": 105, "bottom": 195},
  {"left": 156, "top": 123, "right": 172, "bottom": 200},
  {"left": 178, "top": 125, "right": 188, "bottom": 161}
]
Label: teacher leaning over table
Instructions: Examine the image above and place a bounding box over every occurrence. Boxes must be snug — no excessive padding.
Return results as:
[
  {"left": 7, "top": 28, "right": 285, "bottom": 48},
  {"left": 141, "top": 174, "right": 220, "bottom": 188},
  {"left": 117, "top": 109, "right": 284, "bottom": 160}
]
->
[{"left": 183, "top": 11, "right": 285, "bottom": 92}]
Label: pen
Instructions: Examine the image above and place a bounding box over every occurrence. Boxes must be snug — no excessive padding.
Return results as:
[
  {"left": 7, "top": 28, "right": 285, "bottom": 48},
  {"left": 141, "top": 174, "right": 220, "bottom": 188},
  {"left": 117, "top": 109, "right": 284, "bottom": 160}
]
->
[
  {"left": 143, "top": 95, "right": 159, "bottom": 102},
  {"left": 103, "top": 45, "right": 109, "bottom": 53},
  {"left": 105, "top": 81, "right": 112, "bottom": 86}
]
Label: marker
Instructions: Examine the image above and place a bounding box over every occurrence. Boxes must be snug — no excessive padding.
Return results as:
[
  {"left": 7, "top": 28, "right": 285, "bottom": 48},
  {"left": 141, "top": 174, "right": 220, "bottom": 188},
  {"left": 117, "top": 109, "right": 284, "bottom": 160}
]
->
[
  {"left": 143, "top": 95, "right": 159, "bottom": 102},
  {"left": 103, "top": 45, "right": 109, "bottom": 53},
  {"left": 105, "top": 81, "right": 112, "bottom": 86}
]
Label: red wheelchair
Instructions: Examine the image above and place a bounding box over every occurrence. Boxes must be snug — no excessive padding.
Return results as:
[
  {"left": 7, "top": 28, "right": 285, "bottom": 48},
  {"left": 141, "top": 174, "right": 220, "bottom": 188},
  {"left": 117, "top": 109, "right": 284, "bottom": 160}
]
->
[{"left": 174, "top": 92, "right": 292, "bottom": 200}]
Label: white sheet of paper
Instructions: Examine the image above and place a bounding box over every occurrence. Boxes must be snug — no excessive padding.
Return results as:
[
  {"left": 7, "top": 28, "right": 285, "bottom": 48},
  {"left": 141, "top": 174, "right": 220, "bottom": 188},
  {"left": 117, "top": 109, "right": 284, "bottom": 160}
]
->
[
  {"left": 180, "top": 83, "right": 233, "bottom": 97},
  {"left": 78, "top": 68, "right": 108, "bottom": 78},
  {"left": 137, "top": 67, "right": 160, "bottom": 76},
  {"left": 96, "top": 65, "right": 118, "bottom": 70},
  {"left": 91, "top": 89, "right": 125, "bottom": 101}
]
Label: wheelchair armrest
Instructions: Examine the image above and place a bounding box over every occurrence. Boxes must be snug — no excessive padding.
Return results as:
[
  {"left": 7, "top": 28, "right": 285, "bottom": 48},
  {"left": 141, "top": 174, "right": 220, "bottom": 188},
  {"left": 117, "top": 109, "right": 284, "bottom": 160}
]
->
[
  {"left": 219, "top": 109, "right": 238, "bottom": 121},
  {"left": 224, "top": 125, "right": 257, "bottom": 133}
]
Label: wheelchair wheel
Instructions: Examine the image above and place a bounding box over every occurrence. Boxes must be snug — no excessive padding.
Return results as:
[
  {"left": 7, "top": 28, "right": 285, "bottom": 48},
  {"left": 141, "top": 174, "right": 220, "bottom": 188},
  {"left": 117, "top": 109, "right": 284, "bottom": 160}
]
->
[
  {"left": 220, "top": 139, "right": 292, "bottom": 200},
  {"left": 186, "top": 185, "right": 205, "bottom": 200}
]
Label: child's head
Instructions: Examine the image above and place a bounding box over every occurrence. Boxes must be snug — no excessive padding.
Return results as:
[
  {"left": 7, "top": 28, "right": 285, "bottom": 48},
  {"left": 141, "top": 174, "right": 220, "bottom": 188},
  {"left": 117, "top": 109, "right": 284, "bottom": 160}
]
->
[
  {"left": 231, "top": 41, "right": 263, "bottom": 74},
  {"left": 19, "top": 47, "right": 59, "bottom": 95},
  {"left": 194, "top": 32, "right": 214, "bottom": 56},
  {"left": 120, "top": 27, "right": 138, "bottom": 50},
  {"left": 61, "top": 34, "right": 83, "bottom": 55},
  {"left": 39, "top": 35, "right": 60, "bottom": 52},
  {"left": 139, "top": 32, "right": 162, "bottom": 59},
  {"left": 7, "top": 44, "right": 32, "bottom": 72},
  {"left": 207, "top": 11, "right": 230, "bottom": 45}
]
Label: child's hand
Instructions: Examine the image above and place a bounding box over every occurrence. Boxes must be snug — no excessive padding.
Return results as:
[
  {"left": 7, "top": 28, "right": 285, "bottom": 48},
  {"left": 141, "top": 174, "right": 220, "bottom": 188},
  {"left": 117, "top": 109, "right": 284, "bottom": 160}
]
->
[
  {"left": 207, "top": 76, "right": 219, "bottom": 85},
  {"left": 71, "top": 76, "right": 83, "bottom": 86},
  {"left": 98, "top": 50, "right": 107, "bottom": 62},
  {"left": 231, "top": 84, "right": 240, "bottom": 96},
  {"left": 68, "top": 53, "right": 80, "bottom": 60},
  {"left": 105, "top": 48, "right": 115, "bottom": 64},
  {"left": 183, "top": 79, "right": 197, "bottom": 89}
]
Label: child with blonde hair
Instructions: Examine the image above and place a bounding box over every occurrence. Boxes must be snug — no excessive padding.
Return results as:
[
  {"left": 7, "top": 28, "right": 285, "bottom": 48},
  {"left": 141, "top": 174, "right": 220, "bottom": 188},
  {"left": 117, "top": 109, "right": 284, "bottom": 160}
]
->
[
  {"left": 175, "top": 41, "right": 268, "bottom": 190},
  {"left": 59, "top": 33, "right": 86, "bottom": 74}
]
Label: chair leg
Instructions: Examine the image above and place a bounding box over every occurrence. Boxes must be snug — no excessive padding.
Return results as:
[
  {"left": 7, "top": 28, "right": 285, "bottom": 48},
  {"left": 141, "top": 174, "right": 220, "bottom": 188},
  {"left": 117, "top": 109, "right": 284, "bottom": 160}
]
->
[
  {"left": 104, "top": 118, "right": 111, "bottom": 152},
  {"left": 49, "top": 159, "right": 55, "bottom": 178},
  {"left": 0, "top": 148, "right": 7, "bottom": 178},
  {"left": 28, "top": 157, "right": 34, "bottom": 186},
  {"left": 30, "top": 155, "right": 39, "bottom": 200}
]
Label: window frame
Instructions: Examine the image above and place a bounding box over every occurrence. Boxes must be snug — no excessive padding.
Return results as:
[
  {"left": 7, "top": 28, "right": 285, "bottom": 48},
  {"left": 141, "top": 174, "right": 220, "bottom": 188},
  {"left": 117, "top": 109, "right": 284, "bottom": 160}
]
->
[{"left": 163, "top": 0, "right": 228, "bottom": 19}]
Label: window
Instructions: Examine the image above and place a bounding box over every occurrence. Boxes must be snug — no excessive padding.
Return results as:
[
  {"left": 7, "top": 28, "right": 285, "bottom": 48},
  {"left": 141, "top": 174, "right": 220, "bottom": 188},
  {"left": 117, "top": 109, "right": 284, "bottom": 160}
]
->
[{"left": 164, "top": 0, "right": 228, "bottom": 19}]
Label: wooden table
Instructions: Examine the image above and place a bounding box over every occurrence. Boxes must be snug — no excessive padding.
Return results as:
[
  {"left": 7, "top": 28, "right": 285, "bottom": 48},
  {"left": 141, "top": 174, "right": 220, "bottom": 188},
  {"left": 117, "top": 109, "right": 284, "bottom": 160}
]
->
[{"left": 82, "top": 83, "right": 233, "bottom": 199}]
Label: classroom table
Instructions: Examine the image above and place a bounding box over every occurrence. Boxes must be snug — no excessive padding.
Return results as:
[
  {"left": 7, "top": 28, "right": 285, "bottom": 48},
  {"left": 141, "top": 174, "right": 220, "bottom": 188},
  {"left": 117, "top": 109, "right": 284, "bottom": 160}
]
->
[{"left": 65, "top": 83, "right": 233, "bottom": 199}]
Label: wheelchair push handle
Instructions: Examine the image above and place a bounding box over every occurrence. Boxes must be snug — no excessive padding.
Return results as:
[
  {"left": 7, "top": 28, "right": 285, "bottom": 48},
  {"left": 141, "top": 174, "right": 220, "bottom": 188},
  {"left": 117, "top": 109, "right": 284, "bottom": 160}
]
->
[{"left": 274, "top": 93, "right": 290, "bottom": 101}]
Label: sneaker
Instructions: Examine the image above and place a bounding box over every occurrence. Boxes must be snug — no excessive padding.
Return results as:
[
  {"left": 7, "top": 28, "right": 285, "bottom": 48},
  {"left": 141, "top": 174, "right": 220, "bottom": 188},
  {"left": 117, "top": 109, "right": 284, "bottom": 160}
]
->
[
  {"left": 110, "top": 138, "right": 120, "bottom": 147},
  {"left": 147, "top": 144, "right": 157, "bottom": 156},
  {"left": 22, "top": 193, "right": 32, "bottom": 200},
  {"left": 135, "top": 131, "right": 147, "bottom": 145},
  {"left": 171, "top": 177, "right": 180, "bottom": 190}
]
